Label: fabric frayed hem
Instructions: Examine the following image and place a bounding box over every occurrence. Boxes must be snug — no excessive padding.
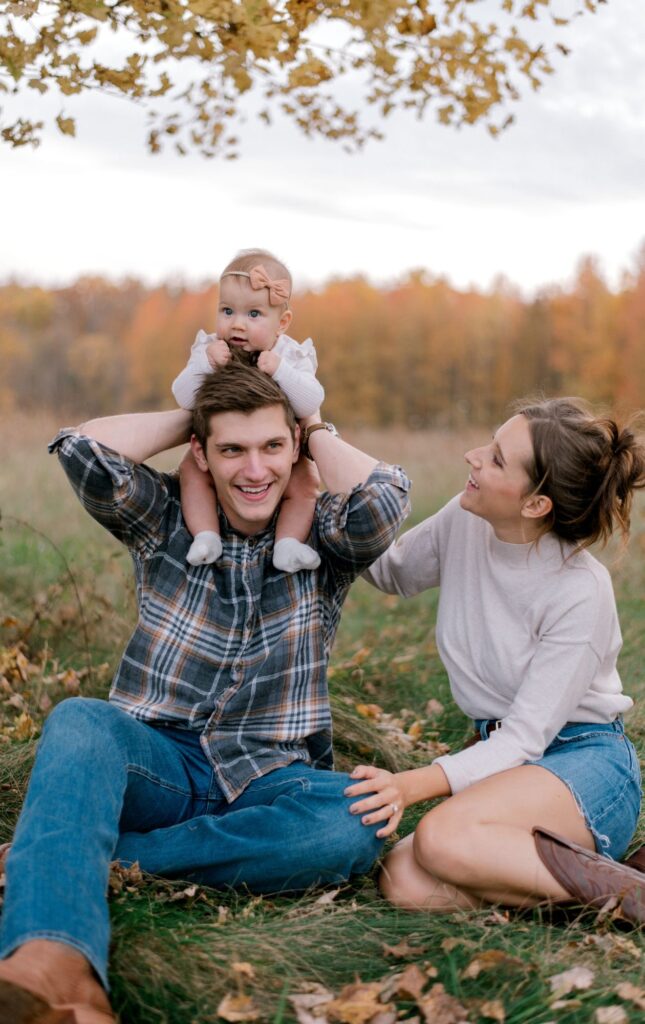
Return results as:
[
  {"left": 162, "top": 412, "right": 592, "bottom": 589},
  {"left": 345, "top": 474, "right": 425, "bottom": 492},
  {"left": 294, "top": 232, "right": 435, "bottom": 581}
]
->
[{"left": 0, "top": 929, "right": 109, "bottom": 992}]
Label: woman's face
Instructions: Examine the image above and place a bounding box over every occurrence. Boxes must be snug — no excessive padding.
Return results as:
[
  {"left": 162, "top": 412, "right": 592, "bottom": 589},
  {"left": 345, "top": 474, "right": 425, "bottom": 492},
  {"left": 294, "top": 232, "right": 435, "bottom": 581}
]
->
[{"left": 460, "top": 414, "right": 541, "bottom": 542}]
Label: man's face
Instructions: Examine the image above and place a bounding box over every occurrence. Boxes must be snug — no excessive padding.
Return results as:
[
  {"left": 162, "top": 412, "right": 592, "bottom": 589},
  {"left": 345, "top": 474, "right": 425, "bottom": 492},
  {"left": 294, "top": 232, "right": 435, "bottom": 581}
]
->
[{"left": 191, "top": 405, "right": 299, "bottom": 536}]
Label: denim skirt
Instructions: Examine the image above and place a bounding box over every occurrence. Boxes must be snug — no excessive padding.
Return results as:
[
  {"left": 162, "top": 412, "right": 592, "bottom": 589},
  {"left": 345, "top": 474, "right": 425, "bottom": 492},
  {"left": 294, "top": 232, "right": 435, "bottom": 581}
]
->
[{"left": 476, "top": 718, "right": 642, "bottom": 861}]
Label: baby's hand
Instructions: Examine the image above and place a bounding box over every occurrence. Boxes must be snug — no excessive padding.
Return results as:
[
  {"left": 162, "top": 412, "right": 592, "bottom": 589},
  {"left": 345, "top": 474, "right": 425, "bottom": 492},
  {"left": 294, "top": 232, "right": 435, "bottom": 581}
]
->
[
  {"left": 257, "top": 351, "right": 281, "bottom": 376},
  {"left": 206, "top": 338, "right": 231, "bottom": 369}
]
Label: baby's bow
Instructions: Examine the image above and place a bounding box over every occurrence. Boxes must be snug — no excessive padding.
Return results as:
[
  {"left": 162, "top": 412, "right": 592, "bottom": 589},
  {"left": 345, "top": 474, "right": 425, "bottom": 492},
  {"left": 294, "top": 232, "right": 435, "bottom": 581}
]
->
[{"left": 249, "top": 264, "right": 290, "bottom": 306}]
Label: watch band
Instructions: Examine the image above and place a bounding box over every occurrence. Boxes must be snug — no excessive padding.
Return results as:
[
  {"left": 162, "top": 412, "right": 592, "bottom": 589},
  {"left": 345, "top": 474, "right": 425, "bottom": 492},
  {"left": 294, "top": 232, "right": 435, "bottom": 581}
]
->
[{"left": 301, "top": 422, "right": 339, "bottom": 460}]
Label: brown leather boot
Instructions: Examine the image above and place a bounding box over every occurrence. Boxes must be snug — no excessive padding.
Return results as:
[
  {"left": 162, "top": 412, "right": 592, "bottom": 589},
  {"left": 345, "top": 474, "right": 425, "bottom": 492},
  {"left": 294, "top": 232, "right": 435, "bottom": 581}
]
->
[{"left": 533, "top": 827, "right": 645, "bottom": 926}]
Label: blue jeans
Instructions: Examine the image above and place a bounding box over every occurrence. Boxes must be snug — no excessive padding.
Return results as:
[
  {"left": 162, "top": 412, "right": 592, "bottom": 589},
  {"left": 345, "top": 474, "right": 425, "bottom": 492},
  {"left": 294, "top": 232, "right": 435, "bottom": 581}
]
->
[{"left": 0, "top": 698, "right": 383, "bottom": 990}]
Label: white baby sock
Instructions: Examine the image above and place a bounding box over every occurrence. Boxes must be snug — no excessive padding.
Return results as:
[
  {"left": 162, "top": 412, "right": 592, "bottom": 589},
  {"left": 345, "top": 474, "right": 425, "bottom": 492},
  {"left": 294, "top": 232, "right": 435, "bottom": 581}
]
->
[
  {"left": 187, "top": 531, "right": 223, "bottom": 566},
  {"left": 273, "top": 538, "right": 321, "bottom": 573}
]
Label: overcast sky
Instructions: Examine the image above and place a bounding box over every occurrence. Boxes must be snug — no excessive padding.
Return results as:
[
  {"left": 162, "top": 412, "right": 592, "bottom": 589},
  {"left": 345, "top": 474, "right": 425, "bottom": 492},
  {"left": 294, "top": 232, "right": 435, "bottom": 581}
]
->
[{"left": 2, "top": 0, "right": 644, "bottom": 295}]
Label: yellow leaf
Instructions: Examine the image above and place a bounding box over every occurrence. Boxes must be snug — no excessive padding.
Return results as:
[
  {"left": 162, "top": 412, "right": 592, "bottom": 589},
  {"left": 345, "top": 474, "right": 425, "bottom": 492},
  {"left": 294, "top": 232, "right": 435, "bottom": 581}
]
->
[
  {"left": 417, "top": 983, "right": 468, "bottom": 1024},
  {"left": 232, "top": 961, "right": 256, "bottom": 980},
  {"left": 462, "top": 950, "right": 524, "bottom": 979},
  {"left": 480, "top": 999, "right": 506, "bottom": 1022},
  {"left": 548, "top": 967, "right": 595, "bottom": 997},
  {"left": 326, "top": 982, "right": 389, "bottom": 1024},
  {"left": 55, "top": 114, "right": 76, "bottom": 137},
  {"left": 217, "top": 993, "right": 261, "bottom": 1022}
]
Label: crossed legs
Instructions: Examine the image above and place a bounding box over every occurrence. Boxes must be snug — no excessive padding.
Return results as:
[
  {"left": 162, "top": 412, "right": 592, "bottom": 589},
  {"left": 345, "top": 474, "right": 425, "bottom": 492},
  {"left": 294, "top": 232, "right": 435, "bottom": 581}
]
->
[{"left": 380, "top": 765, "right": 595, "bottom": 910}]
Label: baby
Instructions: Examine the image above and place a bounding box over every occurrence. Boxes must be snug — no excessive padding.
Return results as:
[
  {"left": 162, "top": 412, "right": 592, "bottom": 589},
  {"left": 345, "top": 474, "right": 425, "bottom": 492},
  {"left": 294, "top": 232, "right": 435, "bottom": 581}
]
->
[{"left": 172, "top": 248, "right": 325, "bottom": 573}]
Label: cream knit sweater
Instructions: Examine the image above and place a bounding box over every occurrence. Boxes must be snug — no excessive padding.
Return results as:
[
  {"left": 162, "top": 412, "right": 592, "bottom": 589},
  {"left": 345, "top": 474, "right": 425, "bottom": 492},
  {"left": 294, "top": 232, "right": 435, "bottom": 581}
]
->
[{"left": 363, "top": 496, "right": 632, "bottom": 794}]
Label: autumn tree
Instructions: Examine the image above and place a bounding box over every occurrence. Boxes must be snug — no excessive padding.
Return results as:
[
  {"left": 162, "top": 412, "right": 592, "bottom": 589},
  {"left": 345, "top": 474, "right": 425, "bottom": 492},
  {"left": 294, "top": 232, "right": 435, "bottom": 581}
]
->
[{"left": 1, "top": 0, "right": 602, "bottom": 157}]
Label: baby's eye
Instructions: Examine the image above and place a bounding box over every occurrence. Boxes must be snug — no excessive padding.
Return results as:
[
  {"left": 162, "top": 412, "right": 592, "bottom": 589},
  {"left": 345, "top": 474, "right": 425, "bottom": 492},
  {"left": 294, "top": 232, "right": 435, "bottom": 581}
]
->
[
  {"left": 492, "top": 454, "right": 503, "bottom": 468},
  {"left": 222, "top": 307, "right": 233, "bottom": 316},
  {"left": 249, "top": 310, "right": 261, "bottom": 318}
]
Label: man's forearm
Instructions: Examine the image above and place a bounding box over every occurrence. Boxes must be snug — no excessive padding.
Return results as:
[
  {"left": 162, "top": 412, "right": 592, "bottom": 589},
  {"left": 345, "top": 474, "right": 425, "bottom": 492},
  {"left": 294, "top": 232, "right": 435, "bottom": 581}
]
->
[
  {"left": 78, "top": 409, "right": 193, "bottom": 464},
  {"left": 302, "top": 418, "right": 378, "bottom": 493}
]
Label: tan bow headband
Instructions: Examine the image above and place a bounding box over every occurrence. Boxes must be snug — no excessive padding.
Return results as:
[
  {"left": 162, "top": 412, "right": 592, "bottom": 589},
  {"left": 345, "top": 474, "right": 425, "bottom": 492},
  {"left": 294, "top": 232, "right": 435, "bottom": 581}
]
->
[{"left": 222, "top": 264, "right": 290, "bottom": 306}]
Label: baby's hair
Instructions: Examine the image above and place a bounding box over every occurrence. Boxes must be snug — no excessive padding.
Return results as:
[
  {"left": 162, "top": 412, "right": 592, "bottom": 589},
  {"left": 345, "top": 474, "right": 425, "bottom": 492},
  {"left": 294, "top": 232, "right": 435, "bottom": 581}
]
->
[
  {"left": 220, "top": 248, "right": 292, "bottom": 306},
  {"left": 514, "top": 396, "right": 645, "bottom": 551}
]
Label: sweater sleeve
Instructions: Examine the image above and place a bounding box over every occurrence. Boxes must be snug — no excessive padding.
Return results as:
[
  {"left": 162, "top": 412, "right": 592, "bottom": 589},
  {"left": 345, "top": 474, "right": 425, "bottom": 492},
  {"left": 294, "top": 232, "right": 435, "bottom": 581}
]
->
[
  {"left": 272, "top": 336, "right": 325, "bottom": 417},
  {"left": 433, "top": 573, "right": 618, "bottom": 793},
  {"left": 362, "top": 497, "right": 459, "bottom": 596},
  {"left": 171, "top": 330, "right": 214, "bottom": 410}
]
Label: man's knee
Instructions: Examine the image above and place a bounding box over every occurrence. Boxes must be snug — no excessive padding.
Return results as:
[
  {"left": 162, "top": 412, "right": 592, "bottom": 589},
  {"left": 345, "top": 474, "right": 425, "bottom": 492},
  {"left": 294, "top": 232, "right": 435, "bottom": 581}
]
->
[
  {"left": 305, "top": 772, "right": 384, "bottom": 879},
  {"left": 42, "top": 698, "right": 126, "bottom": 756}
]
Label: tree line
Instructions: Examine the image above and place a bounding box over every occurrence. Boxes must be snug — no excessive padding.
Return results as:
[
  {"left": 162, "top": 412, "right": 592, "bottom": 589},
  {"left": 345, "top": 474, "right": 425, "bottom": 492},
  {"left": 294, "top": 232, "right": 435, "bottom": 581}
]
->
[{"left": 2, "top": 250, "right": 644, "bottom": 427}]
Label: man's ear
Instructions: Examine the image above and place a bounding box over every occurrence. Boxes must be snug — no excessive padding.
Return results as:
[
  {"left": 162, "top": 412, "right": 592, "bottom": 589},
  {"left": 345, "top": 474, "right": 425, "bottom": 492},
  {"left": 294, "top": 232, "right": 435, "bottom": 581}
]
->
[
  {"left": 190, "top": 434, "right": 210, "bottom": 473},
  {"left": 279, "top": 308, "right": 293, "bottom": 335},
  {"left": 521, "top": 493, "right": 553, "bottom": 521},
  {"left": 292, "top": 423, "right": 301, "bottom": 465}
]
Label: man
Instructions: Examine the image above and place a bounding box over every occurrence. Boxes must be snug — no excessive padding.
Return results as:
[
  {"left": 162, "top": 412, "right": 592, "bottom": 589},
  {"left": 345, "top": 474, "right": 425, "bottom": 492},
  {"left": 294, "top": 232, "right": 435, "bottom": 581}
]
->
[{"left": 0, "top": 363, "right": 410, "bottom": 1023}]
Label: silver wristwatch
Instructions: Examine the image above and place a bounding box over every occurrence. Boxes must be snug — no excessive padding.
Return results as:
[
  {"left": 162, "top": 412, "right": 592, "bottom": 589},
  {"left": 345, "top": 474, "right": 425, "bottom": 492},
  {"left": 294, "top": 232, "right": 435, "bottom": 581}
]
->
[{"left": 301, "top": 422, "right": 339, "bottom": 460}]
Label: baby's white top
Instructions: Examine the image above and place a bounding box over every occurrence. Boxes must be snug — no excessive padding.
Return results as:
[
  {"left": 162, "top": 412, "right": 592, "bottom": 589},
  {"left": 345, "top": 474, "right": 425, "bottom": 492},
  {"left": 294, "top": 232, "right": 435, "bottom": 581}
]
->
[
  {"left": 171, "top": 330, "right": 325, "bottom": 417},
  {"left": 363, "top": 496, "right": 631, "bottom": 793}
]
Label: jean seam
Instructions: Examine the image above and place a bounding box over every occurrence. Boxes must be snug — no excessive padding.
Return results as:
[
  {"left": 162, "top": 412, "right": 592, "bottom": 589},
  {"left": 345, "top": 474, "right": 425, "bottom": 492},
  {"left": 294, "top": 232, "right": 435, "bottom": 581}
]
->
[{"left": 125, "top": 764, "right": 194, "bottom": 798}]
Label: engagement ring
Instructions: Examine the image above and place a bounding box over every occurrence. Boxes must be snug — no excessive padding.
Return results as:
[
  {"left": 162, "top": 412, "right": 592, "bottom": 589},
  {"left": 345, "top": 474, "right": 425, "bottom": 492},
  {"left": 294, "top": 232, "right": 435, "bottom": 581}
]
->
[{"left": 391, "top": 803, "right": 399, "bottom": 815}]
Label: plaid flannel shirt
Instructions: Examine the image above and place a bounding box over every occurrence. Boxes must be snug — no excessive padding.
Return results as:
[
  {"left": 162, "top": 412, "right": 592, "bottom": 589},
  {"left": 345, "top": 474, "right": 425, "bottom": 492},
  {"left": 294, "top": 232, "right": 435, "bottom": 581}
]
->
[{"left": 49, "top": 430, "right": 410, "bottom": 801}]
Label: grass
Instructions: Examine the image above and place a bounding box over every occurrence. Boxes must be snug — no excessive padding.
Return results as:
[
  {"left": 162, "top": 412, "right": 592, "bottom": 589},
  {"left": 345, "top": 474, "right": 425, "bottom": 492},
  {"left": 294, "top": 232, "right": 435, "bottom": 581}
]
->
[{"left": 1, "top": 413, "right": 644, "bottom": 1023}]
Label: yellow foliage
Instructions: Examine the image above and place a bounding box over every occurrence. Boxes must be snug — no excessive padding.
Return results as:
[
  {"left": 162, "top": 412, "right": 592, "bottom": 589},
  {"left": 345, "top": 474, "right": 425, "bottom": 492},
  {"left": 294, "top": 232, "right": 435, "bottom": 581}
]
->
[{"left": 0, "top": 0, "right": 599, "bottom": 156}]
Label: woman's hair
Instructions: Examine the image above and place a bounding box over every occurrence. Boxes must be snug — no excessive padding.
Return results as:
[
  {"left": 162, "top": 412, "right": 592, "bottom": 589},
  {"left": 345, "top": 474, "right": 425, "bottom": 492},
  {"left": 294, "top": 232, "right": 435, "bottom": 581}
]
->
[
  {"left": 514, "top": 396, "right": 645, "bottom": 551},
  {"left": 220, "top": 248, "right": 292, "bottom": 303}
]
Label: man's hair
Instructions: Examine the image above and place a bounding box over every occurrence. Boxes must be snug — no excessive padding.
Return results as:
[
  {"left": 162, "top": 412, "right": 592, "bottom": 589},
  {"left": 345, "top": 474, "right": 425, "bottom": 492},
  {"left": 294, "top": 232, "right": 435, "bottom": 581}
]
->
[{"left": 192, "top": 360, "right": 297, "bottom": 450}]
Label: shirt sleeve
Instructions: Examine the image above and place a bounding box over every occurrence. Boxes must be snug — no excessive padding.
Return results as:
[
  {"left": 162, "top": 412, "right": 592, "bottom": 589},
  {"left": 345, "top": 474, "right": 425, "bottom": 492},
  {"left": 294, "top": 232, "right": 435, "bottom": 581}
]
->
[
  {"left": 48, "top": 429, "right": 172, "bottom": 556},
  {"left": 313, "top": 463, "right": 411, "bottom": 581},
  {"left": 433, "top": 574, "right": 616, "bottom": 793},
  {"left": 362, "top": 497, "right": 458, "bottom": 595},
  {"left": 171, "top": 330, "right": 214, "bottom": 410},
  {"left": 272, "top": 359, "right": 325, "bottom": 417}
]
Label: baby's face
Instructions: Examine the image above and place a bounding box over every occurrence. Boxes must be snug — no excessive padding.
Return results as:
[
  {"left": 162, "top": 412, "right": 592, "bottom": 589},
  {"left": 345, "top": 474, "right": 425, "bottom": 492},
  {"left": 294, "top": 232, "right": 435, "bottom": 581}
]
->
[{"left": 216, "top": 276, "right": 290, "bottom": 353}]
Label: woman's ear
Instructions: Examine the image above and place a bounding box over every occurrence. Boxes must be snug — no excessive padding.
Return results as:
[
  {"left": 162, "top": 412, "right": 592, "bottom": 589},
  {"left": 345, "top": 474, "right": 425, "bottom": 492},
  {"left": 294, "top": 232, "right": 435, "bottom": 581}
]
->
[
  {"left": 521, "top": 493, "right": 553, "bottom": 521},
  {"left": 279, "top": 307, "right": 293, "bottom": 335},
  {"left": 190, "top": 435, "right": 210, "bottom": 473}
]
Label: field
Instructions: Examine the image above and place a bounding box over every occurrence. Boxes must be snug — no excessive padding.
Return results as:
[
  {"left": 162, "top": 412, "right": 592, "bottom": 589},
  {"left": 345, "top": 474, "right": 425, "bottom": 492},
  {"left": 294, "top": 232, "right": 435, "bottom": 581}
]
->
[{"left": 1, "top": 414, "right": 645, "bottom": 1024}]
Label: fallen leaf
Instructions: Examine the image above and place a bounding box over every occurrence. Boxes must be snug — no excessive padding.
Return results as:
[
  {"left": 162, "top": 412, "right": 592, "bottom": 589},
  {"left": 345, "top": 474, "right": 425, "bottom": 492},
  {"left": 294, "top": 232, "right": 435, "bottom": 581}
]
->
[
  {"left": 217, "top": 993, "right": 261, "bottom": 1022},
  {"left": 548, "top": 966, "right": 595, "bottom": 997},
  {"left": 382, "top": 939, "right": 426, "bottom": 959},
  {"left": 462, "top": 950, "right": 523, "bottom": 979},
  {"left": 350, "top": 647, "right": 372, "bottom": 665},
  {"left": 395, "top": 964, "right": 427, "bottom": 1001},
  {"left": 616, "top": 981, "right": 645, "bottom": 1009},
  {"left": 441, "top": 937, "right": 475, "bottom": 954},
  {"left": 480, "top": 1000, "right": 505, "bottom": 1022},
  {"left": 595, "top": 1008, "right": 627, "bottom": 1024},
  {"left": 424, "top": 699, "right": 444, "bottom": 717},
  {"left": 482, "top": 910, "right": 510, "bottom": 927},
  {"left": 231, "top": 961, "right": 256, "bottom": 980},
  {"left": 551, "top": 999, "right": 582, "bottom": 1010},
  {"left": 168, "top": 884, "right": 199, "bottom": 902},
  {"left": 326, "top": 981, "right": 390, "bottom": 1024},
  {"left": 417, "top": 984, "right": 468, "bottom": 1024},
  {"left": 313, "top": 888, "right": 341, "bottom": 906},
  {"left": 290, "top": 991, "right": 332, "bottom": 1024},
  {"left": 355, "top": 703, "right": 382, "bottom": 719}
]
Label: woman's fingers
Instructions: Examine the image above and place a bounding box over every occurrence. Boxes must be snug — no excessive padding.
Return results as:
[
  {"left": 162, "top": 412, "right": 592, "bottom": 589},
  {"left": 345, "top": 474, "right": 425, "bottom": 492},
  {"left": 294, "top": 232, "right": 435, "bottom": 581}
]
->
[
  {"left": 350, "top": 790, "right": 400, "bottom": 817},
  {"left": 349, "top": 764, "right": 378, "bottom": 780}
]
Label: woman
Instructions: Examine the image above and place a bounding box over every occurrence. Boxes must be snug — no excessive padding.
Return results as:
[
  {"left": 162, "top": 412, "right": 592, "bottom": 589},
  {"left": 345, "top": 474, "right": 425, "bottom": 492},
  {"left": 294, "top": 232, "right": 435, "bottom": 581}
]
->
[{"left": 345, "top": 397, "right": 644, "bottom": 911}]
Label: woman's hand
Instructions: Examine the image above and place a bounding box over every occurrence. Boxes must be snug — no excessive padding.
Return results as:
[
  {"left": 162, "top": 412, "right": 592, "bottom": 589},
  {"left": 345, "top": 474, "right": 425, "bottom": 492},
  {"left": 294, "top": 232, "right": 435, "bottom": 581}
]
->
[{"left": 344, "top": 765, "right": 405, "bottom": 839}]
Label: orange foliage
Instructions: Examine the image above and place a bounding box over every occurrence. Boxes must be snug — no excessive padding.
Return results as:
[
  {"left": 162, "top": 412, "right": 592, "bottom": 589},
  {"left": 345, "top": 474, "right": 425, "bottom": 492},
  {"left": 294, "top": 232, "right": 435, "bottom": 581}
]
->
[{"left": 1, "top": 255, "right": 644, "bottom": 426}]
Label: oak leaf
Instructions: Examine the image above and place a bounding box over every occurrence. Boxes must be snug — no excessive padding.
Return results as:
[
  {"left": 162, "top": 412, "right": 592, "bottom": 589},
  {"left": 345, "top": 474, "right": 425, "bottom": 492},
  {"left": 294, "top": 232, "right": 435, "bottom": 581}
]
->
[{"left": 217, "top": 993, "right": 261, "bottom": 1022}]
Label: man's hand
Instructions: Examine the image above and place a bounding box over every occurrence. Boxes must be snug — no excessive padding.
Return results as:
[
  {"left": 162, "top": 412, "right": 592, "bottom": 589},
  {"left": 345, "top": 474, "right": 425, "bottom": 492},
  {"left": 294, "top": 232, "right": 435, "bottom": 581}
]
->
[
  {"left": 344, "top": 765, "right": 406, "bottom": 839},
  {"left": 206, "top": 338, "right": 232, "bottom": 369},
  {"left": 257, "top": 350, "right": 281, "bottom": 376}
]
